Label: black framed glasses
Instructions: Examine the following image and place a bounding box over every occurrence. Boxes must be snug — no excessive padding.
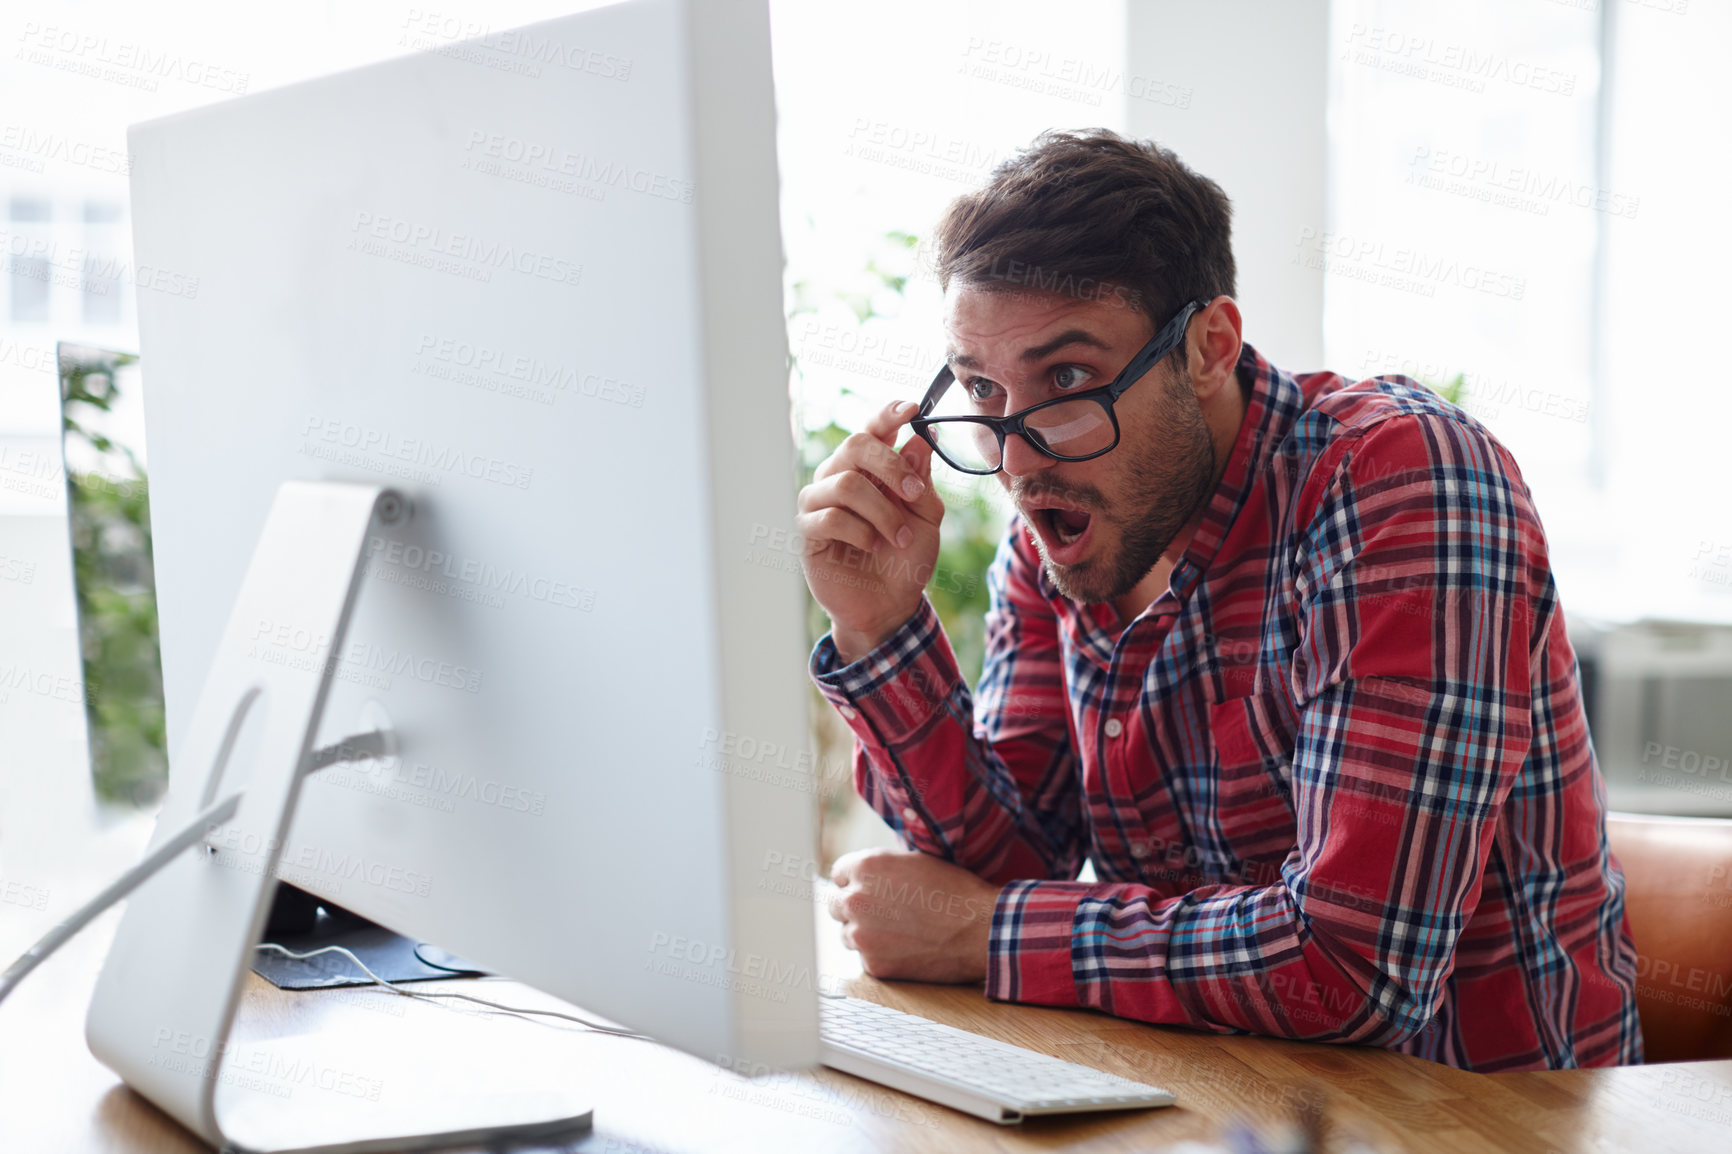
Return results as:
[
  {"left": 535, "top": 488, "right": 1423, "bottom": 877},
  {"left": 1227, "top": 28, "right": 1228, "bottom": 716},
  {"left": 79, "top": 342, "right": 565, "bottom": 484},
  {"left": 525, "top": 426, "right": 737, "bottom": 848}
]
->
[{"left": 910, "top": 298, "right": 1209, "bottom": 476}]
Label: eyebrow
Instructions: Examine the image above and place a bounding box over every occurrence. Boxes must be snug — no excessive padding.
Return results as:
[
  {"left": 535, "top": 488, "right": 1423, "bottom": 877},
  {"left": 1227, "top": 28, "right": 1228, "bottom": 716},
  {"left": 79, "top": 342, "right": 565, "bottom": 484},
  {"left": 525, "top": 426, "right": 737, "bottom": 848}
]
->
[{"left": 948, "top": 329, "right": 1113, "bottom": 372}]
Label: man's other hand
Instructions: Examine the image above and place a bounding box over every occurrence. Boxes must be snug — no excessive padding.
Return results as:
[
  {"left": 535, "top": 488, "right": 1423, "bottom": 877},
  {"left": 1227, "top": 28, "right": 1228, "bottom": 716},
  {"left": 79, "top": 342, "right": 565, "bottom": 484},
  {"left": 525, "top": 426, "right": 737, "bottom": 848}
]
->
[{"left": 826, "top": 847, "right": 999, "bottom": 983}]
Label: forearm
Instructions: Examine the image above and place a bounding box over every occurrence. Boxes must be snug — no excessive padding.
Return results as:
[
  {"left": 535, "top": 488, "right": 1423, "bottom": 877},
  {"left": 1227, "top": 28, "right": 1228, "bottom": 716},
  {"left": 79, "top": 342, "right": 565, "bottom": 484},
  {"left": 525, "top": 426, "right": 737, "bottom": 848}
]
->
[
  {"left": 811, "top": 597, "right": 1081, "bottom": 883},
  {"left": 987, "top": 877, "right": 1428, "bottom": 1046}
]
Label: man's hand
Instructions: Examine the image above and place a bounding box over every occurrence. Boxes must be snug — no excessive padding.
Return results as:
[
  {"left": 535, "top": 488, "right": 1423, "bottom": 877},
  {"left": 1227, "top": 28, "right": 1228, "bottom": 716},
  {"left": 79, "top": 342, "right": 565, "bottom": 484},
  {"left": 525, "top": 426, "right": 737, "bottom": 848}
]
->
[
  {"left": 796, "top": 401, "right": 946, "bottom": 664},
  {"left": 826, "top": 848, "right": 1000, "bottom": 983}
]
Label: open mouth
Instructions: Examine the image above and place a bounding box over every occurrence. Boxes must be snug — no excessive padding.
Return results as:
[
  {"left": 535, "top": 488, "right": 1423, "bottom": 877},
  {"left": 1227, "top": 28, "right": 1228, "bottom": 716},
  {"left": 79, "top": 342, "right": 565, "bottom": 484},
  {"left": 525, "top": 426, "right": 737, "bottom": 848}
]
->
[{"left": 1027, "top": 502, "right": 1094, "bottom": 553}]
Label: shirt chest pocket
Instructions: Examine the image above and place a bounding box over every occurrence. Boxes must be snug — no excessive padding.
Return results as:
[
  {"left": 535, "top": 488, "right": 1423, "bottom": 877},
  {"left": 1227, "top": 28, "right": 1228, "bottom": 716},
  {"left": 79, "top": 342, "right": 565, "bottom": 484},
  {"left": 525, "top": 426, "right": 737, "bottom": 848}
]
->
[{"left": 1206, "top": 689, "right": 1300, "bottom": 844}]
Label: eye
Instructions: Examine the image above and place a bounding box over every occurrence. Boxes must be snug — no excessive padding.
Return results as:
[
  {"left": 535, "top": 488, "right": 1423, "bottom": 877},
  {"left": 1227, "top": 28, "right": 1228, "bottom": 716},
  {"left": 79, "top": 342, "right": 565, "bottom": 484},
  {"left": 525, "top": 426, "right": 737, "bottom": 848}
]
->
[
  {"left": 965, "top": 378, "right": 1000, "bottom": 403},
  {"left": 1052, "top": 364, "right": 1095, "bottom": 391}
]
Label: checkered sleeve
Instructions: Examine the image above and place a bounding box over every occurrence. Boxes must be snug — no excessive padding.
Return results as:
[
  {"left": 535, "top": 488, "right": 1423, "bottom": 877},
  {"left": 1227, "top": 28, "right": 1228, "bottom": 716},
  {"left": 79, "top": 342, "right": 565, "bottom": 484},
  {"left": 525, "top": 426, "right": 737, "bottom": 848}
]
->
[
  {"left": 810, "top": 521, "right": 1084, "bottom": 883},
  {"left": 987, "top": 413, "right": 1542, "bottom": 1048}
]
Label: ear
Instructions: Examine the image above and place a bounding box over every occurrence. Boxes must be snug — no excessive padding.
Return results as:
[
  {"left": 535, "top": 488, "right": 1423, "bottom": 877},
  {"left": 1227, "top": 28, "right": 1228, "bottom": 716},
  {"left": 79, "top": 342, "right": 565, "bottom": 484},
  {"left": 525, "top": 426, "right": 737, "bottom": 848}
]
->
[{"left": 1186, "top": 296, "right": 1244, "bottom": 403}]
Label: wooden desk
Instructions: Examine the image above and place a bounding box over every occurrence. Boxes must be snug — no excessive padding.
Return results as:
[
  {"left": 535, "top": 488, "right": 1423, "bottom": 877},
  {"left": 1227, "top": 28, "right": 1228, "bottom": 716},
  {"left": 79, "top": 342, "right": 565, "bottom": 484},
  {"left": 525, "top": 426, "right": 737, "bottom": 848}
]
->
[{"left": 4, "top": 917, "right": 1731, "bottom": 1153}]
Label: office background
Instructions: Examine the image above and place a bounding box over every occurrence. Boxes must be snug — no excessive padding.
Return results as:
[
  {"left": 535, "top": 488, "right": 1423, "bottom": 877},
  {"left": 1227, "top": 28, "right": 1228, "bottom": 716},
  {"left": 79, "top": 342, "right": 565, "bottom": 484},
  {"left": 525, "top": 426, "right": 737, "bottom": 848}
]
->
[{"left": 1, "top": 0, "right": 1727, "bottom": 864}]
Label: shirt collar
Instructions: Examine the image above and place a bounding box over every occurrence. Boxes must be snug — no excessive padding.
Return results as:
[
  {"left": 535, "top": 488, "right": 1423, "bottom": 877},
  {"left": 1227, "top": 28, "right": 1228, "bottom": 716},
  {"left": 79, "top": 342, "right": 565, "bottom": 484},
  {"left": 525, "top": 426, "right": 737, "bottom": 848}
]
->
[{"left": 1165, "top": 340, "right": 1303, "bottom": 602}]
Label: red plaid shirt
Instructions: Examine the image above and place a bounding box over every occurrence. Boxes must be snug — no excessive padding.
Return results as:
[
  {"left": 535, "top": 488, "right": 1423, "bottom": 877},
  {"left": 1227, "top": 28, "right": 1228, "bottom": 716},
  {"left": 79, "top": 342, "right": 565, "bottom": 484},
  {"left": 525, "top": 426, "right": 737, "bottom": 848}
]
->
[{"left": 812, "top": 342, "right": 1642, "bottom": 1072}]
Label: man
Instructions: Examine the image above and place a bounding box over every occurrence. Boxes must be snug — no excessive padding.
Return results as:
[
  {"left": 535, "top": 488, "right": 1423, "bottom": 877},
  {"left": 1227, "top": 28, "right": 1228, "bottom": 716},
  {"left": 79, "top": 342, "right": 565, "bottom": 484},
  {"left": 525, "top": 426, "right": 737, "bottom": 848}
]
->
[{"left": 796, "top": 129, "right": 1641, "bottom": 1073}]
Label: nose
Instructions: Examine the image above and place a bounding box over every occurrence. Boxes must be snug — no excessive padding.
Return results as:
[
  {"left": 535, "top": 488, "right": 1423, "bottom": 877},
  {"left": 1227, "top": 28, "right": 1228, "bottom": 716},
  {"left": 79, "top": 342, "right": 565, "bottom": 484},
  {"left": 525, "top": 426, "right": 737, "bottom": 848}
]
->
[{"left": 999, "top": 430, "right": 1054, "bottom": 478}]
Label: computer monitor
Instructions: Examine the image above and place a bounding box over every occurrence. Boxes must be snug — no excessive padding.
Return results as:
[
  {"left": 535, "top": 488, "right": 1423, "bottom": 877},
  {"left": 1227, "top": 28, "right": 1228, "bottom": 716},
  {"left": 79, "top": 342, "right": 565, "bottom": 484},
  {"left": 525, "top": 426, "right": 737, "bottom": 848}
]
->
[{"left": 84, "top": 0, "right": 819, "bottom": 1145}]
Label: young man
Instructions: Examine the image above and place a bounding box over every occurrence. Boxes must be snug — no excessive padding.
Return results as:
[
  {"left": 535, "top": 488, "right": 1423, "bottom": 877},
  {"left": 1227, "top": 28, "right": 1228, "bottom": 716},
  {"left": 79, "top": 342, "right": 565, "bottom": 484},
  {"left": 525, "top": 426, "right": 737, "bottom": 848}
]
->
[{"left": 797, "top": 129, "right": 1641, "bottom": 1073}]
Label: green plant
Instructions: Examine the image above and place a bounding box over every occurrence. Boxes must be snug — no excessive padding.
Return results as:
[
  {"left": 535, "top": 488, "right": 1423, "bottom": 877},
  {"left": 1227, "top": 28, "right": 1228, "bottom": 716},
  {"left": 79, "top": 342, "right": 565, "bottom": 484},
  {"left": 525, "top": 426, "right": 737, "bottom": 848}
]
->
[
  {"left": 787, "top": 230, "right": 1001, "bottom": 679},
  {"left": 61, "top": 351, "right": 167, "bottom": 808},
  {"left": 1426, "top": 372, "right": 1468, "bottom": 408},
  {"left": 789, "top": 230, "right": 1007, "bottom": 859}
]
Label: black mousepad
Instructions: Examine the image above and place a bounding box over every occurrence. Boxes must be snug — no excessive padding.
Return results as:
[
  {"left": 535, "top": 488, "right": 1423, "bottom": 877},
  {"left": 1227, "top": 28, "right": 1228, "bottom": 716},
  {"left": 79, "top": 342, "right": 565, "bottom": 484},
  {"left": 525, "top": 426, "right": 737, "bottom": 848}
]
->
[{"left": 252, "top": 912, "right": 488, "bottom": 990}]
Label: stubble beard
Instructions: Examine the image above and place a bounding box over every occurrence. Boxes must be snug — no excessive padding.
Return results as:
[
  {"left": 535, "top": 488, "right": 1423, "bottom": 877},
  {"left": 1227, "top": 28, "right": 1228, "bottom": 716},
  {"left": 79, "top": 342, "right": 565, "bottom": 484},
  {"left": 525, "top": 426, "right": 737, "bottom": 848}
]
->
[{"left": 1013, "top": 366, "right": 1218, "bottom": 605}]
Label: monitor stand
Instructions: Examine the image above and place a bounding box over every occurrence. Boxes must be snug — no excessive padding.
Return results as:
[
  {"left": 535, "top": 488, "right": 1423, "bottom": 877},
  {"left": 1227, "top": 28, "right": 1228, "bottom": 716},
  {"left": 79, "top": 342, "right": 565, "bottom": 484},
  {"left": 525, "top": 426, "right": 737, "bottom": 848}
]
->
[{"left": 83, "top": 481, "right": 593, "bottom": 1153}]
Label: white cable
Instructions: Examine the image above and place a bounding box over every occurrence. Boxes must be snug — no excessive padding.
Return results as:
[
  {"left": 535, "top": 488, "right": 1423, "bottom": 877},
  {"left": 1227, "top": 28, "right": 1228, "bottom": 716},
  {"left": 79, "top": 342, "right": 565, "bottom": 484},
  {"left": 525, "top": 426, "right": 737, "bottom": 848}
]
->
[
  {"left": 0, "top": 791, "right": 240, "bottom": 1007},
  {"left": 254, "top": 943, "right": 652, "bottom": 1040}
]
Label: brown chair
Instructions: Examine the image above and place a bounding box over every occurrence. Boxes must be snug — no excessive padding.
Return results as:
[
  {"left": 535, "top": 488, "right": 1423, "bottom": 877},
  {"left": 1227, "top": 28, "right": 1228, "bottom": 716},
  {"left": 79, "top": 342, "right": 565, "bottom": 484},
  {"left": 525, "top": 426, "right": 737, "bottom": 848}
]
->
[{"left": 1605, "top": 812, "right": 1732, "bottom": 1062}]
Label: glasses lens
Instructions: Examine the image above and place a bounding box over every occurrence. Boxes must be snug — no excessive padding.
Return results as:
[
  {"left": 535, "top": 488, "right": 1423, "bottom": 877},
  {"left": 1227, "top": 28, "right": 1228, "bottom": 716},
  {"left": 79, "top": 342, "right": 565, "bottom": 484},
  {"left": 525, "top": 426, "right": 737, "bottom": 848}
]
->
[
  {"left": 927, "top": 420, "right": 1001, "bottom": 473},
  {"left": 1023, "top": 399, "right": 1116, "bottom": 459}
]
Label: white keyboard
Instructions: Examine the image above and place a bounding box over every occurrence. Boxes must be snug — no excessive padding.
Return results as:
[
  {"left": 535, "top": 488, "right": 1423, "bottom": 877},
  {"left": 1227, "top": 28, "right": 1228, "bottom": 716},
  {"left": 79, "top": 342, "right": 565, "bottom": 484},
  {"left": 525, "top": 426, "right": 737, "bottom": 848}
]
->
[{"left": 818, "top": 995, "right": 1176, "bottom": 1125}]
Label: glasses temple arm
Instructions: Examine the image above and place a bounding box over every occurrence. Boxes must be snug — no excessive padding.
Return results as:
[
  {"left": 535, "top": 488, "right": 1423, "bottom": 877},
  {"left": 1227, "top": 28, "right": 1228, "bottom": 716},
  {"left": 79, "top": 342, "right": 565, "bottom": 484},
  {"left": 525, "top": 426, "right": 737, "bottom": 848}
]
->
[
  {"left": 1106, "top": 299, "right": 1208, "bottom": 400},
  {"left": 914, "top": 364, "right": 955, "bottom": 418}
]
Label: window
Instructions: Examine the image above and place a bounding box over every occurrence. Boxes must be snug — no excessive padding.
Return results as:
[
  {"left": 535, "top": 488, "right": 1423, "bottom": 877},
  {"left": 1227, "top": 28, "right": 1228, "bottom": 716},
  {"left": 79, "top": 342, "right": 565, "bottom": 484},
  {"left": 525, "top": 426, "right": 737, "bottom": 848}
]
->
[{"left": 8, "top": 198, "right": 53, "bottom": 323}]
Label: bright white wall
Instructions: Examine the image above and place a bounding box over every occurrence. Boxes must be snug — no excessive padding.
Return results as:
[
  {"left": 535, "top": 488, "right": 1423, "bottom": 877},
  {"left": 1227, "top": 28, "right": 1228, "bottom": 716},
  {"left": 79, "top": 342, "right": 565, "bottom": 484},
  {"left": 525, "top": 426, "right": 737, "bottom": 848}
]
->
[{"left": 1124, "top": 0, "right": 1330, "bottom": 371}]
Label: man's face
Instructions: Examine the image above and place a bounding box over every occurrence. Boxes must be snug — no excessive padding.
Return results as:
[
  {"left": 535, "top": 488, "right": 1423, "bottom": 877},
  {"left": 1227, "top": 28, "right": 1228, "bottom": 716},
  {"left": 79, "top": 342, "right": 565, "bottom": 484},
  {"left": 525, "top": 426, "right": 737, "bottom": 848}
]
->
[{"left": 940, "top": 285, "right": 1218, "bottom": 605}]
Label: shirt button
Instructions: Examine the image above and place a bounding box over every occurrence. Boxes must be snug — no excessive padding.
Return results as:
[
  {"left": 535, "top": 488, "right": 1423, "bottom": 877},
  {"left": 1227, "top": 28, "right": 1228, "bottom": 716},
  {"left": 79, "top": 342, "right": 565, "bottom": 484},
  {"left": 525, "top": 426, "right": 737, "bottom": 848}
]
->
[
  {"left": 838, "top": 705, "right": 857, "bottom": 720},
  {"left": 901, "top": 807, "right": 919, "bottom": 823},
  {"left": 1104, "top": 718, "right": 1123, "bottom": 738},
  {"left": 1130, "top": 841, "right": 1150, "bottom": 858}
]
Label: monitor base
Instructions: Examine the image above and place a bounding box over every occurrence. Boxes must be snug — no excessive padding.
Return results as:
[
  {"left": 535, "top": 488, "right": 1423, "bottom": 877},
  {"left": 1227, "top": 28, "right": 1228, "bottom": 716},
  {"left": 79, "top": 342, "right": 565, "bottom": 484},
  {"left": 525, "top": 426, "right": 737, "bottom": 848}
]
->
[
  {"left": 79, "top": 481, "right": 582, "bottom": 1154},
  {"left": 216, "top": 1000, "right": 594, "bottom": 1154},
  {"left": 83, "top": 481, "right": 598, "bottom": 1154}
]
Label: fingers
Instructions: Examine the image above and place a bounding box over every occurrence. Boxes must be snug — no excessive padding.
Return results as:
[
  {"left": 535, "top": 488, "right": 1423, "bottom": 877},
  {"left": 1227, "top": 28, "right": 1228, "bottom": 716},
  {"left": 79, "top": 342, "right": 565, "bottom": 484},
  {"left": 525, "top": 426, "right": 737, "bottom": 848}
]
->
[
  {"left": 813, "top": 423, "right": 927, "bottom": 505},
  {"left": 794, "top": 506, "right": 882, "bottom": 558},
  {"left": 825, "top": 884, "right": 850, "bottom": 925},
  {"left": 894, "top": 435, "right": 947, "bottom": 523},
  {"left": 862, "top": 399, "right": 919, "bottom": 445},
  {"left": 803, "top": 402, "right": 948, "bottom": 545},
  {"left": 828, "top": 848, "right": 867, "bottom": 889},
  {"left": 798, "top": 470, "right": 913, "bottom": 550}
]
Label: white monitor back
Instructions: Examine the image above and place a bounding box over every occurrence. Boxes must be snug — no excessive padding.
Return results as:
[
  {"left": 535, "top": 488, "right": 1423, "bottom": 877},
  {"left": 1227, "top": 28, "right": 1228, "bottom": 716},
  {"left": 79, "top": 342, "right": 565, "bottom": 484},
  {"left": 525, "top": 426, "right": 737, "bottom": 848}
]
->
[{"left": 125, "top": 0, "right": 818, "bottom": 1068}]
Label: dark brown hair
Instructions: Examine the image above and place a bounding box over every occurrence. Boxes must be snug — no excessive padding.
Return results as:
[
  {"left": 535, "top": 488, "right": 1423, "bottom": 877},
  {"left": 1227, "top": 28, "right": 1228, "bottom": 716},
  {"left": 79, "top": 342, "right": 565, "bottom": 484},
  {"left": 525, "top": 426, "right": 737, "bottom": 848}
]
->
[{"left": 931, "top": 129, "right": 1235, "bottom": 332}]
